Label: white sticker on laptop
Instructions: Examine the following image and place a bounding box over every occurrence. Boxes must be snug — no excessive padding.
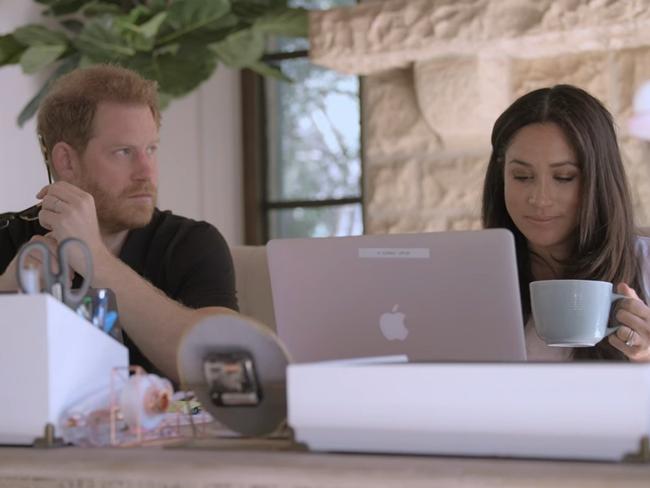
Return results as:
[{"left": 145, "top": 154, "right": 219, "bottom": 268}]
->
[{"left": 358, "top": 248, "right": 430, "bottom": 259}]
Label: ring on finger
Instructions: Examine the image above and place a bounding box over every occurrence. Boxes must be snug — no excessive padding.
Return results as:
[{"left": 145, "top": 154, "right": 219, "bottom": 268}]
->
[{"left": 625, "top": 328, "right": 636, "bottom": 347}]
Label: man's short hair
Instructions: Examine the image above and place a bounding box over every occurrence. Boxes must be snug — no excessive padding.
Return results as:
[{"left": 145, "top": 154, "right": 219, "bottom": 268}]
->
[{"left": 37, "top": 64, "right": 161, "bottom": 165}]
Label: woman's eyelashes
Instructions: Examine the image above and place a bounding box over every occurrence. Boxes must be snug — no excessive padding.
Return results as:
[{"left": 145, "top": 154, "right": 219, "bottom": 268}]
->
[
  {"left": 554, "top": 175, "right": 577, "bottom": 182},
  {"left": 510, "top": 173, "right": 578, "bottom": 183},
  {"left": 512, "top": 174, "right": 532, "bottom": 181}
]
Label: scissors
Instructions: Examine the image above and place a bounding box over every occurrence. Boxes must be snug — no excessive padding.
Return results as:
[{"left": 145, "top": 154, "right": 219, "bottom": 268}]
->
[{"left": 16, "top": 237, "right": 93, "bottom": 309}]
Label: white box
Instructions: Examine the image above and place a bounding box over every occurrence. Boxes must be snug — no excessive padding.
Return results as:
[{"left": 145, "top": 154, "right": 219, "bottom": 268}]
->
[
  {"left": 0, "top": 294, "right": 128, "bottom": 445},
  {"left": 288, "top": 359, "right": 650, "bottom": 461}
]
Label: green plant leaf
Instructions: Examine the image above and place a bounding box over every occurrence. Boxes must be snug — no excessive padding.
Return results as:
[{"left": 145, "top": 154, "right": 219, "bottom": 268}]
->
[
  {"left": 20, "top": 44, "right": 67, "bottom": 74},
  {"left": 254, "top": 7, "right": 308, "bottom": 37},
  {"left": 18, "top": 53, "right": 80, "bottom": 127},
  {"left": 247, "top": 61, "right": 291, "bottom": 82},
  {"left": 81, "top": 1, "right": 126, "bottom": 17},
  {"left": 78, "top": 54, "right": 96, "bottom": 69},
  {"left": 122, "top": 11, "right": 168, "bottom": 51},
  {"left": 231, "top": 0, "right": 288, "bottom": 21},
  {"left": 157, "top": 0, "right": 231, "bottom": 45},
  {"left": 154, "top": 43, "right": 180, "bottom": 56},
  {"left": 13, "top": 25, "right": 68, "bottom": 46},
  {"left": 152, "top": 42, "right": 218, "bottom": 96},
  {"left": 37, "top": 0, "right": 88, "bottom": 17},
  {"left": 146, "top": 0, "right": 171, "bottom": 12},
  {"left": 211, "top": 28, "right": 263, "bottom": 68},
  {"left": 126, "top": 4, "right": 157, "bottom": 23},
  {"left": 171, "top": 13, "right": 239, "bottom": 46},
  {"left": 139, "top": 11, "right": 168, "bottom": 39},
  {"left": 8, "top": 0, "right": 302, "bottom": 126},
  {"left": 74, "top": 17, "right": 136, "bottom": 61},
  {"left": 158, "top": 91, "right": 173, "bottom": 110},
  {"left": 127, "top": 42, "right": 218, "bottom": 97},
  {"left": 0, "top": 34, "right": 26, "bottom": 66},
  {"left": 60, "top": 19, "right": 85, "bottom": 34}
]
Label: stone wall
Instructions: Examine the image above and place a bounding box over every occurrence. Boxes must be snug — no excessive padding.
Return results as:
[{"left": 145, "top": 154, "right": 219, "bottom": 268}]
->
[{"left": 310, "top": 0, "right": 650, "bottom": 233}]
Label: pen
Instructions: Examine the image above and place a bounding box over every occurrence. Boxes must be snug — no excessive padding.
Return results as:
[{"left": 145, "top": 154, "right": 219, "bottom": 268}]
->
[
  {"left": 103, "top": 311, "right": 118, "bottom": 335},
  {"left": 18, "top": 266, "right": 39, "bottom": 294},
  {"left": 92, "top": 289, "right": 109, "bottom": 330}
]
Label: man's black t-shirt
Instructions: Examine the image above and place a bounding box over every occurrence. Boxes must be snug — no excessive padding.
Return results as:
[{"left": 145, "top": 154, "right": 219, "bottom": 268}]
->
[{"left": 0, "top": 207, "right": 239, "bottom": 373}]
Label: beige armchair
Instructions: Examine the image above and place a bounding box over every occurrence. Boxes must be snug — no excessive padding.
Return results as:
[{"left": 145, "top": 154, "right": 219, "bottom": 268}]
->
[{"left": 230, "top": 245, "right": 276, "bottom": 332}]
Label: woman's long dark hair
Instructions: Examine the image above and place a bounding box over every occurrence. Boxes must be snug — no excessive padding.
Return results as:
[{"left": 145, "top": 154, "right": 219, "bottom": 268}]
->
[{"left": 481, "top": 85, "right": 643, "bottom": 360}]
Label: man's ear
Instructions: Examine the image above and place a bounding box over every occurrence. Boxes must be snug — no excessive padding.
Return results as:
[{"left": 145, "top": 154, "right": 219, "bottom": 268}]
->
[{"left": 50, "top": 142, "right": 80, "bottom": 181}]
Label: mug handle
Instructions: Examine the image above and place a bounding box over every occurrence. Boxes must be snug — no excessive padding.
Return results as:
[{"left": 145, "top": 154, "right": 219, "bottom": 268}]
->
[{"left": 605, "top": 292, "right": 627, "bottom": 336}]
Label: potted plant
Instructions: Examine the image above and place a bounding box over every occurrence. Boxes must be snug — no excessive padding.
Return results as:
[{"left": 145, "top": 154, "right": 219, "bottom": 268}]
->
[{"left": 0, "top": 0, "right": 309, "bottom": 125}]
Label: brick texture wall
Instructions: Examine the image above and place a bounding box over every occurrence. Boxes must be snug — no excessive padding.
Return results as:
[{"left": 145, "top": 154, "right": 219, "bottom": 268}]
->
[{"left": 310, "top": 0, "right": 650, "bottom": 233}]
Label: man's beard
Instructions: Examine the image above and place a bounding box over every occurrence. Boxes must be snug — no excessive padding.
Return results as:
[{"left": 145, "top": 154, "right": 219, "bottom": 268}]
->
[{"left": 82, "top": 179, "right": 157, "bottom": 234}]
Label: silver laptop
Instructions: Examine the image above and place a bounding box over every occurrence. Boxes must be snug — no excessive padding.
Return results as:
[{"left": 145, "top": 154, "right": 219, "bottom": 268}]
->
[{"left": 267, "top": 229, "right": 526, "bottom": 363}]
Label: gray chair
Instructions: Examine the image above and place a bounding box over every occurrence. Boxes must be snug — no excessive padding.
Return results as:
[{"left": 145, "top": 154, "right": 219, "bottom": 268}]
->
[{"left": 230, "top": 245, "right": 277, "bottom": 332}]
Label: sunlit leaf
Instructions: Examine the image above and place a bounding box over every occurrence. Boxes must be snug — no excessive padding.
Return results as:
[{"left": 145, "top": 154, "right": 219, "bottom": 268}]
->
[
  {"left": 211, "top": 28, "right": 263, "bottom": 68},
  {"left": 20, "top": 44, "right": 67, "bottom": 74},
  {"left": 139, "top": 12, "right": 168, "bottom": 40},
  {"left": 126, "top": 11, "right": 168, "bottom": 51},
  {"left": 157, "top": 0, "right": 231, "bottom": 45},
  {"left": 254, "top": 8, "right": 308, "bottom": 37},
  {"left": 74, "top": 17, "right": 136, "bottom": 61}
]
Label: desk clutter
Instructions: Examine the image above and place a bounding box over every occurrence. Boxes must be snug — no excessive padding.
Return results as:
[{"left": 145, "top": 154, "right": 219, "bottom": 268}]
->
[
  {"left": 59, "top": 367, "right": 215, "bottom": 447},
  {"left": 2, "top": 293, "right": 650, "bottom": 463},
  {"left": 0, "top": 298, "right": 289, "bottom": 447}
]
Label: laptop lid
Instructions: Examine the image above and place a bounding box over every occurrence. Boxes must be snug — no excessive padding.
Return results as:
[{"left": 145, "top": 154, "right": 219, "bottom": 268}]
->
[{"left": 267, "top": 228, "right": 526, "bottom": 363}]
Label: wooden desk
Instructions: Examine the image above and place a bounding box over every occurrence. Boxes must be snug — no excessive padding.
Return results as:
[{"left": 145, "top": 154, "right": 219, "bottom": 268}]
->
[{"left": 1, "top": 442, "right": 650, "bottom": 488}]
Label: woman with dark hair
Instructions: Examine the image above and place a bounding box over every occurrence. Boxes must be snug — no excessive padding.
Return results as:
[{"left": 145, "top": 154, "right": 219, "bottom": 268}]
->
[{"left": 482, "top": 84, "right": 650, "bottom": 361}]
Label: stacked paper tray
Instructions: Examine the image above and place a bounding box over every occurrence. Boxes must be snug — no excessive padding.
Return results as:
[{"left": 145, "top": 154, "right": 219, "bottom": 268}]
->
[{"left": 287, "top": 358, "right": 650, "bottom": 461}]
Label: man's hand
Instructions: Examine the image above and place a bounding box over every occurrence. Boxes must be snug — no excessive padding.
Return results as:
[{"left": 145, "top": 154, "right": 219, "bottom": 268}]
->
[{"left": 36, "top": 182, "right": 108, "bottom": 275}]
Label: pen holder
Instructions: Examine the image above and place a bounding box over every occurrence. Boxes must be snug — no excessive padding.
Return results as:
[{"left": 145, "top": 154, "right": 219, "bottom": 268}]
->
[{"left": 0, "top": 294, "right": 128, "bottom": 445}]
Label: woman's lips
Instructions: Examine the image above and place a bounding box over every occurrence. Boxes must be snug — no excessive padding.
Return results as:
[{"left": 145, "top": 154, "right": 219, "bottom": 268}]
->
[{"left": 525, "top": 216, "right": 557, "bottom": 224}]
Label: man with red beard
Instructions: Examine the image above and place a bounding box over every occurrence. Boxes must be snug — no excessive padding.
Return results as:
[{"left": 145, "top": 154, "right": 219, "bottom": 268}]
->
[{"left": 0, "top": 65, "right": 238, "bottom": 383}]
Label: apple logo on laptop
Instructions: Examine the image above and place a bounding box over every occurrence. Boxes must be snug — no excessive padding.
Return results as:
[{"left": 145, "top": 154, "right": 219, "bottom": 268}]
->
[{"left": 379, "top": 305, "right": 408, "bottom": 341}]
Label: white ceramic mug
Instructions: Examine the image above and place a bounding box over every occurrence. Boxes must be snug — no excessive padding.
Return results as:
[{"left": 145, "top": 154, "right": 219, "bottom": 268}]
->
[{"left": 530, "top": 280, "right": 624, "bottom": 347}]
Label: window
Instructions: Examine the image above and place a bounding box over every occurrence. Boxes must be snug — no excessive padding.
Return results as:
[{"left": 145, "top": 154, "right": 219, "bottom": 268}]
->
[{"left": 242, "top": 0, "right": 362, "bottom": 243}]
